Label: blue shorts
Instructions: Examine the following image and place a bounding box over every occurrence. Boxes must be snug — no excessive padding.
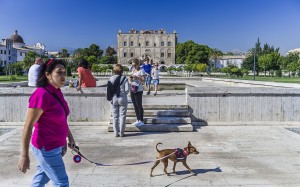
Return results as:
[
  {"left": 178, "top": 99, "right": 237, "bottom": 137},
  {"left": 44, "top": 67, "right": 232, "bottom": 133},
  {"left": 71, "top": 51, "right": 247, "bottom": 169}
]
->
[
  {"left": 145, "top": 76, "right": 152, "bottom": 85},
  {"left": 153, "top": 79, "right": 159, "bottom": 85}
]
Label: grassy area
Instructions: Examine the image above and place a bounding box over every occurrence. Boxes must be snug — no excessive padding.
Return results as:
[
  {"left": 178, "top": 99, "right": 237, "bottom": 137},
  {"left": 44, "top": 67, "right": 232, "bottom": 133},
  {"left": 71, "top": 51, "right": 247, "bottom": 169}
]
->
[
  {"left": 0, "top": 75, "right": 75, "bottom": 83},
  {"left": 0, "top": 75, "right": 28, "bottom": 82}
]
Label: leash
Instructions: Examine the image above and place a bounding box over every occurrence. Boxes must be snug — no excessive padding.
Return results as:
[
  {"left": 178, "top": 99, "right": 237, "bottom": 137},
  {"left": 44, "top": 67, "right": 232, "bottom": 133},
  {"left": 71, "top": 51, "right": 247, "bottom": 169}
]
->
[{"left": 70, "top": 145, "right": 177, "bottom": 166}]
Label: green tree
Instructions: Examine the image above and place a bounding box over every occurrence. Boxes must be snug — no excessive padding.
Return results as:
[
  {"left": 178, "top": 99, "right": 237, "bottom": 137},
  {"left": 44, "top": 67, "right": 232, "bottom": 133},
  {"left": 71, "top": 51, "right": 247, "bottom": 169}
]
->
[
  {"left": 88, "top": 44, "right": 103, "bottom": 58},
  {"left": 105, "top": 46, "right": 116, "bottom": 57},
  {"left": 86, "top": 55, "right": 98, "bottom": 66},
  {"left": 176, "top": 40, "right": 211, "bottom": 64},
  {"left": 282, "top": 52, "right": 300, "bottom": 77},
  {"left": 210, "top": 48, "right": 223, "bottom": 68},
  {"left": 23, "top": 51, "right": 38, "bottom": 69},
  {"left": 258, "top": 54, "right": 272, "bottom": 76},
  {"left": 60, "top": 48, "right": 70, "bottom": 58}
]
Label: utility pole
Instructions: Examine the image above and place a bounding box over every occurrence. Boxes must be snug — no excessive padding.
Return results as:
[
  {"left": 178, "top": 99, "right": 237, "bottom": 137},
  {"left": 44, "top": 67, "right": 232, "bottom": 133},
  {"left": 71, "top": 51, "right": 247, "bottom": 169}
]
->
[{"left": 253, "top": 48, "right": 256, "bottom": 80}]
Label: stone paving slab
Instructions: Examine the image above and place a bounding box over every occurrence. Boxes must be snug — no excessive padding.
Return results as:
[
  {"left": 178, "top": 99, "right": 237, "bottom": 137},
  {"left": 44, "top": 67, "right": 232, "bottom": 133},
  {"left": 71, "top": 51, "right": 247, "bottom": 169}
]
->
[{"left": 1, "top": 125, "right": 300, "bottom": 186}]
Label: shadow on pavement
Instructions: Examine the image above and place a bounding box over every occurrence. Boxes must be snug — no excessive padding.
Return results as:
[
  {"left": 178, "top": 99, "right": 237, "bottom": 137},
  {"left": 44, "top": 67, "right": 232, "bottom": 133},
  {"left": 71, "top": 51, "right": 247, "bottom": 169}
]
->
[{"left": 164, "top": 167, "right": 222, "bottom": 187}]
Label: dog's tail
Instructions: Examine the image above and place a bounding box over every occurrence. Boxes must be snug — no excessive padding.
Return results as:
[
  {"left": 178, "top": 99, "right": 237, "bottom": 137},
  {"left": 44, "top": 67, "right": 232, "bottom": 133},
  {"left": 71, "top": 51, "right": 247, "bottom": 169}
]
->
[{"left": 155, "top": 143, "right": 162, "bottom": 152}]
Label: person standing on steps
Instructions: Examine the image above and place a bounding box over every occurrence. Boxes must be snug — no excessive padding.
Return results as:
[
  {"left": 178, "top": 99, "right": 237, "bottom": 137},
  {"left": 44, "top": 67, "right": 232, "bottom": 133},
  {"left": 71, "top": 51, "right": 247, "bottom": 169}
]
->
[
  {"left": 151, "top": 63, "right": 160, "bottom": 96},
  {"left": 142, "top": 57, "right": 152, "bottom": 95},
  {"left": 108, "top": 64, "right": 129, "bottom": 137},
  {"left": 129, "top": 58, "right": 145, "bottom": 127}
]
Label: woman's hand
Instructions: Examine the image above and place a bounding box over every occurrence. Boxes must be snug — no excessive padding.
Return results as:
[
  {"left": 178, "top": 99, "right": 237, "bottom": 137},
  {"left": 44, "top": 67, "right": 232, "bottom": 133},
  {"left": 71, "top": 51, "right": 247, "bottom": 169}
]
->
[
  {"left": 18, "top": 155, "right": 30, "bottom": 173},
  {"left": 76, "top": 86, "right": 81, "bottom": 91},
  {"left": 67, "top": 128, "right": 76, "bottom": 149}
]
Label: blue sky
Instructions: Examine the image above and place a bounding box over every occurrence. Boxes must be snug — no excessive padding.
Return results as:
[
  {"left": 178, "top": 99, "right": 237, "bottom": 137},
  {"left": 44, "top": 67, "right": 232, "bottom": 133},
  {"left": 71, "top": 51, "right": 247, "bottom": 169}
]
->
[{"left": 0, "top": 0, "right": 299, "bottom": 54}]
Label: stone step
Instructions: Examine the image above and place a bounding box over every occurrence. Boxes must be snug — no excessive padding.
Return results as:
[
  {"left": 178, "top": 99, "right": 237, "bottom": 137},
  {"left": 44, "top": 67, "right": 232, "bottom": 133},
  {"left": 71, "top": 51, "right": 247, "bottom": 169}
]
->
[
  {"left": 108, "top": 123, "right": 193, "bottom": 132},
  {"left": 127, "top": 104, "right": 188, "bottom": 110},
  {"left": 126, "top": 110, "right": 190, "bottom": 117},
  {"left": 109, "top": 117, "right": 191, "bottom": 124}
]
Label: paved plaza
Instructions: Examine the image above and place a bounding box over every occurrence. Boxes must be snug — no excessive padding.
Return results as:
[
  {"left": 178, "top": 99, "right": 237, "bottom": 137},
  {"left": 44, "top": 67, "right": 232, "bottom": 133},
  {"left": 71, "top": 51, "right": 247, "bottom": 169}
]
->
[{"left": 1, "top": 124, "right": 300, "bottom": 186}]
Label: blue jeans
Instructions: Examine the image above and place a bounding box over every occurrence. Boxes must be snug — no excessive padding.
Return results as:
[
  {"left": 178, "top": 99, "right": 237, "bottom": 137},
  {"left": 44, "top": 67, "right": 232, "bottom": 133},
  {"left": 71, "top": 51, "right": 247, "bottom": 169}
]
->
[
  {"left": 31, "top": 145, "right": 69, "bottom": 187},
  {"left": 145, "top": 75, "right": 152, "bottom": 86}
]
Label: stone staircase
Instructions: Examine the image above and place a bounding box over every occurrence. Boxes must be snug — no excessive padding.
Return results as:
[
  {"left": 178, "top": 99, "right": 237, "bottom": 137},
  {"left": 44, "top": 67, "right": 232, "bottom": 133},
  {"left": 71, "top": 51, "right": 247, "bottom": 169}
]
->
[{"left": 108, "top": 104, "right": 193, "bottom": 132}]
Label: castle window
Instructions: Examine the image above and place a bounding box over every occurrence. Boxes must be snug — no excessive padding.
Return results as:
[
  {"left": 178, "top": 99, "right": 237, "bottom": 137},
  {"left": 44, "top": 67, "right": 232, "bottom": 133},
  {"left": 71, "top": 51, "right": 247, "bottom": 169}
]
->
[
  {"left": 161, "top": 42, "right": 164, "bottom": 46},
  {"left": 8, "top": 50, "right": 10, "bottom": 55},
  {"left": 146, "top": 41, "right": 149, "bottom": 46},
  {"left": 130, "top": 53, "right": 134, "bottom": 57},
  {"left": 0, "top": 50, "right": 2, "bottom": 54},
  {"left": 139, "top": 43, "right": 141, "bottom": 47},
  {"left": 168, "top": 53, "right": 171, "bottom": 58},
  {"left": 124, "top": 41, "right": 127, "bottom": 46},
  {"left": 124, "top": 53, "right": 127, "bottom": 57},
  {"left": 20, "top": 52, "right": 22, "bottom": 56},
  {"left": 130, "top": 41, "right": 134, "bottom": 46},
  {"left": 168, "top": 42, "right": 172, "bottom": 46},
  {"left": 161, "top": 53, "right": 164, "bottom": 57},
  {"left": 4, "top": 50, "right": 6, "bottom": 54},
  {"left": 154, "top": 43, "right": 156, "bottom": 47}
]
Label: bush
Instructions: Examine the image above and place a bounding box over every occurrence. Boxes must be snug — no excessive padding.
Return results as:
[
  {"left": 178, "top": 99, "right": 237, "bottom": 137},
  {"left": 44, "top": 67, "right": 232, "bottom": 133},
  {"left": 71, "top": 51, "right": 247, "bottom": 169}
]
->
[
  {"left": 275, "top": 70, "right": 282, "bottom": 77},
  {"left": 9, "top": 75, "right": 17, "bottom": 81},
  {"left": 66, "top": 66, "right": 72, "bottom": 77},
  {"left": 17, "top": 71, "right": 23, "bottom": 76}
]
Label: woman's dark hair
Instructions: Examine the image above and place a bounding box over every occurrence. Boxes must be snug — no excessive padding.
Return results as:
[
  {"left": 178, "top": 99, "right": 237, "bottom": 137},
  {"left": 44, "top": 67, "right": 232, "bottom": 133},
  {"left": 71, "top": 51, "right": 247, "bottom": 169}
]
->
[
  {"left": 78, "top": 58, "right": 89, "bottom": 69},
  {"left": 36, "top": 58, "right": 66, "bottom": 87}
]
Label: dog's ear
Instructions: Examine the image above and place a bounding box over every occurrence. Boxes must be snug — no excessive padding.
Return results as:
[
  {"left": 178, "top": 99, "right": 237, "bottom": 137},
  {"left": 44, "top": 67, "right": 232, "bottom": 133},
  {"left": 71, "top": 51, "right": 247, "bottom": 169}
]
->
[{"left": 188, "top": 141, "right": 191, "bottom": 147}]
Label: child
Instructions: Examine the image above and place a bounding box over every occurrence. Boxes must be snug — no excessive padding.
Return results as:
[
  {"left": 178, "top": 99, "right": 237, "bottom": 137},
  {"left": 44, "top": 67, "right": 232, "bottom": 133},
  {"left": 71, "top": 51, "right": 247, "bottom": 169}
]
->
[{"left": 151, "top": 63, "right": 160, "bottom": 96}]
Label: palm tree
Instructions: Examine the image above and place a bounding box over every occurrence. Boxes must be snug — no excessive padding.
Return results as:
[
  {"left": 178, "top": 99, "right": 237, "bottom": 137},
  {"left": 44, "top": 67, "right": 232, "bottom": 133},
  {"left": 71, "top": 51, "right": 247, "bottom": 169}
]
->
[{"left": 210, "top": 48, "right": 223, "bottom": 68}]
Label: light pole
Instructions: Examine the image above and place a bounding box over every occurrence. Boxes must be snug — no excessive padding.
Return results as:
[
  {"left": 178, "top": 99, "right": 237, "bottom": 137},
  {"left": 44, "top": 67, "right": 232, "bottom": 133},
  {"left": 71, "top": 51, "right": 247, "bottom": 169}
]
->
[{"left": 253, "top": 48, "right": 256, "bottom": 80}]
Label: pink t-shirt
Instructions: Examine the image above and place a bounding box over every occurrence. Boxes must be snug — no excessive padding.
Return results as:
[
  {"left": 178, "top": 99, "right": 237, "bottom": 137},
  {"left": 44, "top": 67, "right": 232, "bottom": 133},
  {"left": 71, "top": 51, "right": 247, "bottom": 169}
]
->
[{"left": 29, "top": 84, "right": 70, "bottom": 151}]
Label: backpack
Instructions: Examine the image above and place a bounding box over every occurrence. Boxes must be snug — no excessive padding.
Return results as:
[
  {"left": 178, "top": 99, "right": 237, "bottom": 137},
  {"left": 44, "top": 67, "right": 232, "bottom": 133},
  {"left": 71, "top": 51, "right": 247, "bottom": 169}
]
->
[{"left": 106, "top": 76, "right": 126, "bottom": 101}]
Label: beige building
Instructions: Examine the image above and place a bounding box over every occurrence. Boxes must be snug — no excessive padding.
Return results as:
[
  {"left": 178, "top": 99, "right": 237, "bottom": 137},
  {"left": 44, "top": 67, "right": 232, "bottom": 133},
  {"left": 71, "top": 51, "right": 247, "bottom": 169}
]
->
[{"left": 117, "top": 29, "right": 177, "bottom": 65}]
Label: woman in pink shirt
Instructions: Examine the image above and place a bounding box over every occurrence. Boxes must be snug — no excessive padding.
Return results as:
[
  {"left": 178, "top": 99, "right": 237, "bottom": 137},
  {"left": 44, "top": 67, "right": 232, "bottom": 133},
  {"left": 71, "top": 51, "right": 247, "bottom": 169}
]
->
[{"left": 18, "top": 58, "right": 76, "bottom": 186}]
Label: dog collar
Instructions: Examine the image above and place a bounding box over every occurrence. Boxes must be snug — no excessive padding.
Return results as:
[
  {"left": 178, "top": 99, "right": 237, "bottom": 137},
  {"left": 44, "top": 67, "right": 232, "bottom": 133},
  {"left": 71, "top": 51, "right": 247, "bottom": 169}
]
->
[{"left": 183, "top": 148, "right": 190, "bottom": 157}]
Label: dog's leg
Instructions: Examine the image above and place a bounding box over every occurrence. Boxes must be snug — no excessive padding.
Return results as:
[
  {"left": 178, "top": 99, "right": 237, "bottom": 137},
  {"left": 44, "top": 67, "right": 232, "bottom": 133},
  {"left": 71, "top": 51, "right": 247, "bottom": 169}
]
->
[
  {"left": 182, "top": 161, "right": 195, "bottom": 175},
  {"left": 163, "top": 159, "right": 170, "bottom": 176},
  {"left": 150, "top": 160, "right": 160, "bottom": 177},
  {"left": 172, "top": 161, "right": 178, "bottom": 174}
]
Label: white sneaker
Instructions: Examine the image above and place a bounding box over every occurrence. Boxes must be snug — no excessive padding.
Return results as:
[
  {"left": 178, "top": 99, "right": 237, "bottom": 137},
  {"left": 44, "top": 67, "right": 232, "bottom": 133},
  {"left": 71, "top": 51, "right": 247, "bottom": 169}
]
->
[
  {"left": 132, "top": 120, "right": 139, "bottom": 126},
  {"left": 135, "top": 121, "right": 144, "bottom": 127}
]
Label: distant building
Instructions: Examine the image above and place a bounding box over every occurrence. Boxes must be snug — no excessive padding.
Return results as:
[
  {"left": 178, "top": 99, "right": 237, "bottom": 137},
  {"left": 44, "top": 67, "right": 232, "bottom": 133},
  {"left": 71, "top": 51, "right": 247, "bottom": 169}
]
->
[
  {"left": 0, "top": 30, "right": 47, "bottom": 67},
  {"left": 287, "top": 48, "right": 300, "bottom": 55},
  {"left": 216, "top": 55, "right": 246, "bottom": 68},
  {"left": 117, "top": 29, "right": 177, "bottom": 65}
]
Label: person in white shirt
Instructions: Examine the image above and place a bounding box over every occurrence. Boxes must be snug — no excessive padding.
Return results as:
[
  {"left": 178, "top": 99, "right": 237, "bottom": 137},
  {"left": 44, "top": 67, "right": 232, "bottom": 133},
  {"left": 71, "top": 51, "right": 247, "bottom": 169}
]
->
[
  {"left": 28, "top": 57, "right": 43, "bottom": 87},
  {"left": 128, "top": 58, "right": 145, "bottom": 126},
  {"left": 151, "top": 63, "right": 160, "bottom": 96}
]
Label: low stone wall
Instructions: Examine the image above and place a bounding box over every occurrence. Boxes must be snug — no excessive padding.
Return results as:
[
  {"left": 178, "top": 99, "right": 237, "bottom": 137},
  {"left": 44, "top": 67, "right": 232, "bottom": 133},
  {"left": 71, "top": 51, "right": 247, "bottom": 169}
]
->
[
  {"left": 187, "top": 86, "right": 300, "bottom": 125},
  {"left": 0, "top": 87, "right": 111, "bottom": 122}
]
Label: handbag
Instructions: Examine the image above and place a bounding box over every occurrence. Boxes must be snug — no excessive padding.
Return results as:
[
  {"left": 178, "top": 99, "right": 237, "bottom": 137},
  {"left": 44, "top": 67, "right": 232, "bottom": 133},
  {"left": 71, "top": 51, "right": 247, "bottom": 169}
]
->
[{"left": 130, "top": 84, "right": 138, "bottom": 93}]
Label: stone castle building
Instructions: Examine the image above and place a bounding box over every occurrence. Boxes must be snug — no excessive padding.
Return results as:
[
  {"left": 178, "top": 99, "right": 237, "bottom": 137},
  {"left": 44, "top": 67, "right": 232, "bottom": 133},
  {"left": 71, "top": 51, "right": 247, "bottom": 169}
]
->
[{"left": 117, "top": 29, "right": 177, "bottom": 65}]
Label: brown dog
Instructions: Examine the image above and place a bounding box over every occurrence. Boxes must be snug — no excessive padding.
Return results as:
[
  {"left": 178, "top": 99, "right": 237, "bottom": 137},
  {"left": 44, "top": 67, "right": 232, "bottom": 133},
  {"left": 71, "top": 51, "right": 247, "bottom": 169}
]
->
[{"left": 150, "top": 141, "right": 199, "bottom": 177}]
